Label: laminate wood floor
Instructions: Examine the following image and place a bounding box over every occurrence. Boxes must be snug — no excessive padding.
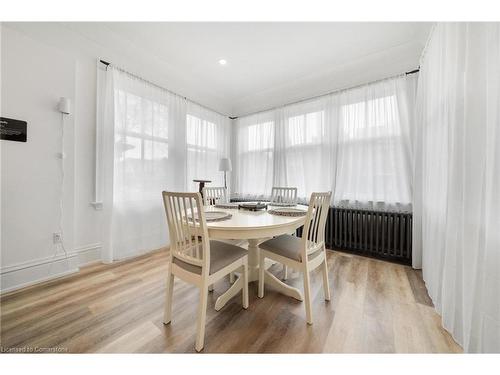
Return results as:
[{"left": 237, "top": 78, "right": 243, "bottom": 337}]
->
[{"left": 0, "top": 249, "right": 462, "bottom": 353}]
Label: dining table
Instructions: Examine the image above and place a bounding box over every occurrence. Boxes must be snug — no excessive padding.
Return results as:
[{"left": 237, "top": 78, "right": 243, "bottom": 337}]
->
[{"left": 204, "top": 203, "right": 309, "bottom": 311}]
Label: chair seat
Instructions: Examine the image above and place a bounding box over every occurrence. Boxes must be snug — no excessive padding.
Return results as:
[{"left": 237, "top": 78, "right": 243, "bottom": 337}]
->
[
  {"left": 260, "top": 234, "right": 304, "bottom": 261},
  {"left": 173, "top": 240, "right": 247, "bottom": 275},
  {"left": 260, "top": 234, "right": 322, "bottom": 262}
]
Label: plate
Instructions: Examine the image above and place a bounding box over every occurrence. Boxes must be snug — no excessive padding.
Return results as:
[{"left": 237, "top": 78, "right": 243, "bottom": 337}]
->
[{"left": 268, "top": 207, "right": 307, "bottom": 217}]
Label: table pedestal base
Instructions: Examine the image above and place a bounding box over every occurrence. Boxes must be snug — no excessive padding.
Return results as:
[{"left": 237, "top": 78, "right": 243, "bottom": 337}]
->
[{"left": 214, "top": 238, "right": 303, "bottom": 311}]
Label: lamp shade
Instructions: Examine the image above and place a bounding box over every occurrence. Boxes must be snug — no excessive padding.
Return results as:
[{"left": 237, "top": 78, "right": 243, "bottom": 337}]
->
[{"left": 218, "top": 158, "right": 232, "bottom": 172}]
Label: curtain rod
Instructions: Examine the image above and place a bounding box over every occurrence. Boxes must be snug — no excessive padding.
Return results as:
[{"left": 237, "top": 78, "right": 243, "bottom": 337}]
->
[
  {"left": 99, "top": 59, "right": 231, "bottom": 119},
  {"left": 101, "top": 59, "right": 419, "bottom": 121},
  {"left": 231, "top": 67, "right": 420, "bottom": 120}
]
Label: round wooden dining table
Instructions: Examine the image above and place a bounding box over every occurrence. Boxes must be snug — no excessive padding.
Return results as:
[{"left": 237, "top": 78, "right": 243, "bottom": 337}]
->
[{"left": 204, "top": 204, "right": 308, "bottom": 311}]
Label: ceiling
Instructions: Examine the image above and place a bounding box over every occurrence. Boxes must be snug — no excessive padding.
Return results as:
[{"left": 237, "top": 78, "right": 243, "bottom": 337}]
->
[{"left": 66, "top": 22, "right": 432, "bottom": 116}]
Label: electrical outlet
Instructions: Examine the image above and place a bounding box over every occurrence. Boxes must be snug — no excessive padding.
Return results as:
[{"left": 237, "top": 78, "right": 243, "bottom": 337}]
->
[{"left": 53, "top": 232, "right": 62, "bottom": 244}]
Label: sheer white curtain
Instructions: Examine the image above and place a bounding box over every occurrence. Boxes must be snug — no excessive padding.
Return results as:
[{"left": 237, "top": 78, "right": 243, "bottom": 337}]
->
[
  {"left": 274, "top": 98, "right": 334, "bottom": 202},
  {"left": 98, "top": 68, "right": 229, "bottom": 262},
  {"left": 333, "top": 75, "right": 415, "bottom": 210},
  {"left": 232, "top": 111, "right": 275, "bottom": 198},
  {"left": 413, "top": 23, "right": 500, "bottom": 352},
  {"left": 186, "top": 103, "right": 230, "bottom": 191},
  {"left": 100, "top": 68, "right": 186, "bottom": 261},
  {"left": 233, "top": 75, "right": 415, "bottom": 208}
]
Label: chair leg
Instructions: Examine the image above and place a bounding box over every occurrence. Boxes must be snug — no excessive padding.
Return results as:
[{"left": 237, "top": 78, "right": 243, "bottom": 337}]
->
[
  {"left": 195, "top": 285, "right": 209, "bottom": 352},
  {"left": 258, "top": 252, "right": 265, "bottom": 298},
  {"left": 321, "top": 257, "right": 331, "bottom": 301},
  {"left": 303, "top": 269, "right": 313, "bottom": 325},
  {"left": 163, "top": 268, "right": 174, "bottom": 325},
  {"left": 283, "top": 264, "right": 288, "bottom": 280},
  {"left": 242, "top": 262, "right": 249, "bottom": 309}
]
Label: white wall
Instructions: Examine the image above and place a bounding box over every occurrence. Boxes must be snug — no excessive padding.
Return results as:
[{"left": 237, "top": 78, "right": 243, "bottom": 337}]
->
[
  {"left": 0, "top": 23, "right": 185, "bottom": 291},
  {"left": 0, "top": 25, "right": 83, "bottom": 291},
  {"left": 1, "top": 22, "right": 240, "bottom": 292}
]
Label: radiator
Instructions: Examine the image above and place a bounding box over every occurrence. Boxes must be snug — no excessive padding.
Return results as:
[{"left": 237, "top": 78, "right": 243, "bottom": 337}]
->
[
  {"left": 231, "top": 198, "right": 412, "bottom": 265},
  {"left": 298, "top": 207, "right": 412, "bottom": 265}
]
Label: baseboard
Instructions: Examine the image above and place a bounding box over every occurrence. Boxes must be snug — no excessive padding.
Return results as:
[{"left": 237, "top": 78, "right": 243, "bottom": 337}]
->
[
  {"left": 0, "top": 243, "right": 102, "bottom": 294},
  {"left": 111, "top": 247, "right": 161, "bottom": 263}
]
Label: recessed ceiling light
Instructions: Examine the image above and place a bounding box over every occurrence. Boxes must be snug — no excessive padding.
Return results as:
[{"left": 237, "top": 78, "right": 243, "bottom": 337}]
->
[{"left": 218, "top": 59, "right": 227, "bottom": 66}]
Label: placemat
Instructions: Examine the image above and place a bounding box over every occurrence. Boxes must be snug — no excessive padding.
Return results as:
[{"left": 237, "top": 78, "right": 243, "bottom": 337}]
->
[
  {"left": 204, "top": 211, "right": 233, "bottom": 222},
  {"left": 214, "top": 203, "right": 239, "bottom": 209},
  {"left": 268, "top": 208, "right": 307, "bottom": 217}
]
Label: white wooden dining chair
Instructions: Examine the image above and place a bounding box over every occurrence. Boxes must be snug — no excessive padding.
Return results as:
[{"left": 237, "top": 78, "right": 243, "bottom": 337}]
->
[
  {"left": 202, "top": 185, "right": 244, "bottom": 284},
  {"left": 202, "top": 186, "right": 228, "bottom": 206},
  {"left": 270, "top": 186, "right": 298, "bottom": 205},
  {"left": 270, "top": 186, "right": 298, "bottom": 280},
  {"left": 162, "top": 191, "right": 249, "bottom": 352},
  {"left": 258, "top": 191, "right": 332, "bottom": 325}
]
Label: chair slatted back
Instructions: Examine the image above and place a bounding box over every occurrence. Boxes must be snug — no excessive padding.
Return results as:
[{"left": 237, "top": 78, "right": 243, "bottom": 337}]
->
[
  {"left": 301, "top": 192, "right": 332, "bottom": 258},
  {"left": 270, "top": 187, "right": 298, "bottom": 204},
  {"left": 202, "top": 186, "right": 228, "bottom": 206},
  {"left": 162, "top": 191, "right": 210, "bottom": 271}
]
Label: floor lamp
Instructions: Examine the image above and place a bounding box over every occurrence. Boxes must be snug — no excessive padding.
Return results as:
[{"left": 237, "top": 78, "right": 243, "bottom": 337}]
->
[{"left": 219, "top": 158, "right": 232, "bottom": 189}]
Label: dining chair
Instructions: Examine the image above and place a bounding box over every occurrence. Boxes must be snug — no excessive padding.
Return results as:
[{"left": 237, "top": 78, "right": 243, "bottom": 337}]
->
[
  {"left": 270, "top": 186, "right": 298, "bottom": 280},
  {"left": 202, "top": 186, "right": 228, "bottom": 206},
  {"left": 162, "top": 191, "right": 249, "bottom": 352},
  {"left": 202, "top": 185, "right": 244, "bottom": 284},
  {"left": 258, "top": 191, "right": 332, "bottom": 325},
  {"left": 270, "top": 186, "right": 298, "bottom": 205}
]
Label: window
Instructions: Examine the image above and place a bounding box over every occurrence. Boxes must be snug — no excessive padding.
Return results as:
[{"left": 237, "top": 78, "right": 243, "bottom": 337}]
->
[
  {"left": 234, "top": 116, "right": 275, "bottom": 198},
  {"left": 335, "top": 93, "right": 411, "bottom": 204},
  {"left": 187, "top": 114, "right": 216, "bottom": 148},
  {"left": 340, "top": 95, "right": 400, "bottom": 139},
  {"left": 287, "top": 110, "right": 324, "bottom": 146},
  {"left": 96, "top": 67, "right": 232, "bottom": 261},
  {"left": 279, "top": 108, "right": 332, "bottom": 200},
  {"left": 232, "top": 76, "right": 414, "bottom": 207},
  {"left": 186, "top": 112, "right": 227, "bottom": 191},
  {"left": 113, "top": 89, "right": 170, "bottom": 201}
]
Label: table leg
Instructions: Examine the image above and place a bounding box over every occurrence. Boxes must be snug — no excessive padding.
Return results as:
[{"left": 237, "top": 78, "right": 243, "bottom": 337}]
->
[
  {"left": 214, "top": 239, "right": 260, "bottom": 311},
  {"left": 264, "top": 269, "right": 303, "bottom": 301},
  {"left": 247, "top": 238, "right": 261, "bottom": 282},
  {"left": 215, "top": 275, "right": 243, "bottom": 311}
]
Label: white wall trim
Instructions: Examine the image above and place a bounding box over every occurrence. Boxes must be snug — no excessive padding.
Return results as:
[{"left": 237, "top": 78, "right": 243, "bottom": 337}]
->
[
  {"left": 0, "top": 243, "right": 101, "bottom": 274},
  {"left": 0, "top": 243, "right": 102, "bottom": 294},
  {"left": 1, "top": 268, "right": 80, "bottom": 295}
]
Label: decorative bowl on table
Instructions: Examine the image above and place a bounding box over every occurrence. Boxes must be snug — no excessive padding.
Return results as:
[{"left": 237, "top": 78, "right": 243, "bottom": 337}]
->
[{"left": 238, "top": 202, "right": 268, "bottom": 211}]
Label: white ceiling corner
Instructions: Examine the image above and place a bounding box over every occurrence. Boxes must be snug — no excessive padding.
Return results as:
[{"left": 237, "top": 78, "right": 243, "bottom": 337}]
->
[{"left": 13, "top": 22, "right": 433, "bottom": 117}]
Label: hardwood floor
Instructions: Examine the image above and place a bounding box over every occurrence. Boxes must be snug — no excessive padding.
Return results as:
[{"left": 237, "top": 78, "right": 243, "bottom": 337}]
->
[{"left": 0, "top": 249, "right": 462, "bottom": 353}]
